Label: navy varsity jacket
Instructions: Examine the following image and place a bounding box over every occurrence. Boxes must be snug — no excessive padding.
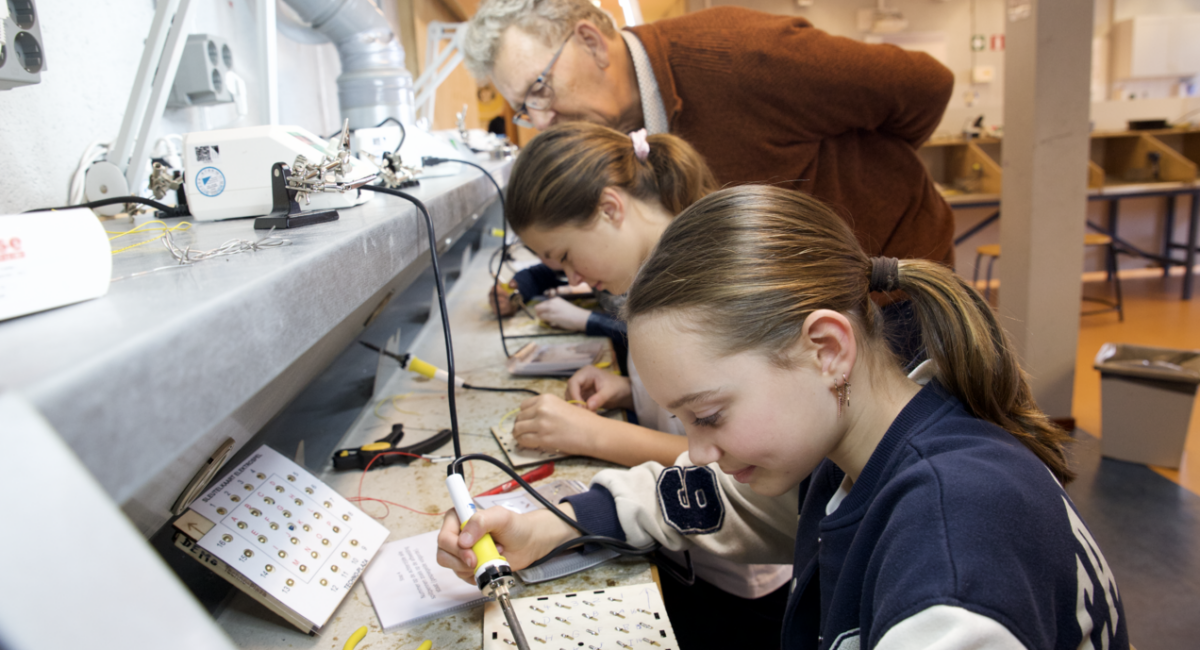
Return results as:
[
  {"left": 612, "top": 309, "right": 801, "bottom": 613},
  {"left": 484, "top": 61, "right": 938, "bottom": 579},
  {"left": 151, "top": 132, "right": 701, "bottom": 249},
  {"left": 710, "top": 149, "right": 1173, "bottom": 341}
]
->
[{"left": 567, "top": 382, "right": 1127, "bottom": 649}]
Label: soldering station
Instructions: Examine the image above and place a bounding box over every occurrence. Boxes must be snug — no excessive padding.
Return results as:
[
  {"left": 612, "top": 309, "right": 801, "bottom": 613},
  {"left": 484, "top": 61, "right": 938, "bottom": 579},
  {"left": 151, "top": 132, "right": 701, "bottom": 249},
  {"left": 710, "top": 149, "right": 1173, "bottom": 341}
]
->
[
  {"left": 10, "top": 0, "right": 1186, "bottom": 647},
  {"left": 0, "top": 1, "right": 680, "bottom": 648}
]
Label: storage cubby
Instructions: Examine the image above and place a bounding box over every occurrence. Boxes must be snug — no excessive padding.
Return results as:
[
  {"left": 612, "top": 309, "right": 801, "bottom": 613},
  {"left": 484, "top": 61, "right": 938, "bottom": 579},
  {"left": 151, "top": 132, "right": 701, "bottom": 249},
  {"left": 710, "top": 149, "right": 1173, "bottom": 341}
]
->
[
  {"left": 918, "top": 138, "right": 1003, "bottom": 201},
  {"left": 1088, "top": 132, "right": 1197, "bottom": 186}
]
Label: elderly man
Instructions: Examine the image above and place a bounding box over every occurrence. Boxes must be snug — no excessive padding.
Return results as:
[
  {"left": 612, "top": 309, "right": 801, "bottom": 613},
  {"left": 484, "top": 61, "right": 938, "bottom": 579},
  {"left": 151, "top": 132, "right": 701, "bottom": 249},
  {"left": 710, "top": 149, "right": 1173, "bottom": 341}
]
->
[{"left": 463, "top": 0, "right": 957, "bottom": 263}]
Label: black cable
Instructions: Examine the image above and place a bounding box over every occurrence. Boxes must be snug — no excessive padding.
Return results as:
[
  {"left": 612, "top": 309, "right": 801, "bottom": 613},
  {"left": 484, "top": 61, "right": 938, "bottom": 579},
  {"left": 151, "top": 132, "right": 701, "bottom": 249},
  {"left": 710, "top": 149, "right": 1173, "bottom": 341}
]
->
[
  {"left": 23, "top": 195, "right": 186, "bottom": 216},
  {"left": 450, "top": 453, "right": 650, "bottom": 552},
  {"left": 383, "top": 116, "right": 408, "bottom": 156},
  {"left": 324, "top": 117, "right": 407, "bottom": 156},
  {"left": 503, "top": 332, "right": 588, "bottom": 339},
  {"left": 357, "top": 342, "right": 538, "bottom": 396},
  {"left": 424, "top": 157, "right": 505, "bottom": 204},
  {"left": 488, "top": 245, "right": 505, "bottom": 277},
  {"left": 365, "top": 172, "right": 688, "bottom": 589},
  {"left": 423, "top": 156, "right": 514, "bottom": 358},
  {"left": 463, "top": 383, "right": 540, "bottom": 396},
  {"left": 360, "top": 184, "right": 463, "bottom": 462},
  {"left": 364, "top": 179, "right": 687, "bottom": 584}
]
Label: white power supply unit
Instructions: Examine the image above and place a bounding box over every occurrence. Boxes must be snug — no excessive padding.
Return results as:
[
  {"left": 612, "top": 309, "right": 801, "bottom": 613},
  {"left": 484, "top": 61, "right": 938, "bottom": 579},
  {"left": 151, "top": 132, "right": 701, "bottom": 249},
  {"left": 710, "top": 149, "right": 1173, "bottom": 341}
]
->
[{"left": 183, "top": 125, "right": 377, "bottom": 221}]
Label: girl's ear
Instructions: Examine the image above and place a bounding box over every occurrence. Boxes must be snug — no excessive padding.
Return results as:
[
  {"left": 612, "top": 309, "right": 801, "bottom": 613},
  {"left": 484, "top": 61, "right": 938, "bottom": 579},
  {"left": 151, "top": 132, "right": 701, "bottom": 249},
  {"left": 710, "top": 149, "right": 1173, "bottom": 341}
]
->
[
  {"left": 800, "top": 309, "right": 857, "bottom": 381},
  {"left": 596, "top": 187, "right": 627, "bottom": 229}
]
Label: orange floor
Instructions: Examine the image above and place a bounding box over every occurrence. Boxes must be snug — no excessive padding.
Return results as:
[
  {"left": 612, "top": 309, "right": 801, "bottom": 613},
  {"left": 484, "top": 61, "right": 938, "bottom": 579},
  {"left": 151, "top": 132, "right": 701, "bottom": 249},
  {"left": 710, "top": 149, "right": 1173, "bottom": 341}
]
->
[{"left": 1070, "top": 270, "right": 1200, "bottom": 494}]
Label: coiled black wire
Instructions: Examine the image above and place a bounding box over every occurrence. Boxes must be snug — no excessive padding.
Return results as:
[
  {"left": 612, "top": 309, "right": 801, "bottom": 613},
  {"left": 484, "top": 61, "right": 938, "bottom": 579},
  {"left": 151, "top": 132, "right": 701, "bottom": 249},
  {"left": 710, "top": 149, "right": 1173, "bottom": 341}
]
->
[
  {"left": 367, "top": 172, "right": 692, "bottom": 585},
  {"left": 360, "top": 184, "right": 463, "bottom": 461},
  {"left": 422, "top": 156, "right": 514, "bottom": 358}
]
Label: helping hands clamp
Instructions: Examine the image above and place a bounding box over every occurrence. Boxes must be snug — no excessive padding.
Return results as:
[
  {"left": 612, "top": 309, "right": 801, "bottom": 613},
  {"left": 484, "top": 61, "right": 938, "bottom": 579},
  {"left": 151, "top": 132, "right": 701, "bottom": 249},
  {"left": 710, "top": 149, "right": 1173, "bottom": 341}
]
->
[{"left": 254, "top": 120, "right": 378, "bottom": 230}]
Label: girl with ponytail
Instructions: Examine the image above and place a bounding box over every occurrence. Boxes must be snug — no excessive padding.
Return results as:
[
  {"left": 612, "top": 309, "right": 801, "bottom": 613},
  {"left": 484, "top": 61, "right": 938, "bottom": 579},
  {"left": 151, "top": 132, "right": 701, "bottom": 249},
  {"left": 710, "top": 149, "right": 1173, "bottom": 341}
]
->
[
  {"left": 441, "top": 185, "right": 1127, "bottom": 649},
  {"left": 496, "top": 122, "right": 719, "bottom": 468}
]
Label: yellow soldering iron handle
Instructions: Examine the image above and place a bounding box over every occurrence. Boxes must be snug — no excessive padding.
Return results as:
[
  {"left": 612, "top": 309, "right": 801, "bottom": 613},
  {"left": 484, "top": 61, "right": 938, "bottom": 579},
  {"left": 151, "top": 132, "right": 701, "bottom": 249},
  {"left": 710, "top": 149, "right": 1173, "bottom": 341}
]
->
[
  {"left": 408, "top": 355, "right": 467, "bottom": 387},
  {"left": 446, "top": 473, "right": 513, "bottom": 589},
  {"left": 465, "top": 526, "right": 507, "bottom": 568}
]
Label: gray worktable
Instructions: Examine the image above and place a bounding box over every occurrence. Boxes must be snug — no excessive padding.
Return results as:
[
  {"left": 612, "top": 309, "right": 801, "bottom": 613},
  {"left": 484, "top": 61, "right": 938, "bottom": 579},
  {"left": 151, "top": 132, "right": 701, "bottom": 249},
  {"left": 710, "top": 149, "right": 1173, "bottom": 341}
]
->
[
  {"left": 0, "top": 158, "right": 510, "bottom": 537},
  {"left": 215, "top": 219, "right": 655, "bottom": 649}
]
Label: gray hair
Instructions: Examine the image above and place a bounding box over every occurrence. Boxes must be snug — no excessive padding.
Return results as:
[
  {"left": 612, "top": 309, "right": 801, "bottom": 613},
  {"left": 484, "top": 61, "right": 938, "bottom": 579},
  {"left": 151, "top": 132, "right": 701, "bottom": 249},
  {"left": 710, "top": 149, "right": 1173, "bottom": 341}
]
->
[{"left": 462, "top": 0, "right": 617, "bottom": 80}]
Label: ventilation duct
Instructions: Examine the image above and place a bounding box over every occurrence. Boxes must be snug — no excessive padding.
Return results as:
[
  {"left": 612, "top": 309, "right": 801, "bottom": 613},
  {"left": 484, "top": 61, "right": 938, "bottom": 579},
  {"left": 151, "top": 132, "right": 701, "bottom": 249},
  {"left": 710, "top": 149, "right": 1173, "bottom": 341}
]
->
[{"left": 280, "top": 0, "right": 415, "bottom": 128}]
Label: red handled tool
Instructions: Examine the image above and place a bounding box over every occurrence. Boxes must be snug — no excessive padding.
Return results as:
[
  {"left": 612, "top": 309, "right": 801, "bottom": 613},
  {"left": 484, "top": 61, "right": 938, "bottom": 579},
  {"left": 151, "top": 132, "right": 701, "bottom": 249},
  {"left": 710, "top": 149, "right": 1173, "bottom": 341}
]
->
[{"left": 476, "top": 463, "right": 555, "bottom": 496}]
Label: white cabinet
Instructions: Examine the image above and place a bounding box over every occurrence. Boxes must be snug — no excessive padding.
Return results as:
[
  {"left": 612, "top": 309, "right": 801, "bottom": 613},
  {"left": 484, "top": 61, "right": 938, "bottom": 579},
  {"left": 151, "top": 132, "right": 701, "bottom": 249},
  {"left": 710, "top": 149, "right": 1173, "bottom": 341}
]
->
[{"left": 1111, "top": 15, "right": 1200, "bottom": 79}]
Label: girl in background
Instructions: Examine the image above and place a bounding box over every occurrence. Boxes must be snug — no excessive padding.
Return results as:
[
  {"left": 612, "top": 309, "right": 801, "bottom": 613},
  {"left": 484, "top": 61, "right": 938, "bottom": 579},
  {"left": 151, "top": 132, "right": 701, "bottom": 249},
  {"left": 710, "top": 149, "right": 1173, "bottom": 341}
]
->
[
  {"left": 497, "top": 122, "right": 716, "bottom": 467},
  {"left": 491, "top": 123, "right": 795, "bottom": 649},
  {"left": 442, "top": 186, "right": 1127, "bottom": 649}
]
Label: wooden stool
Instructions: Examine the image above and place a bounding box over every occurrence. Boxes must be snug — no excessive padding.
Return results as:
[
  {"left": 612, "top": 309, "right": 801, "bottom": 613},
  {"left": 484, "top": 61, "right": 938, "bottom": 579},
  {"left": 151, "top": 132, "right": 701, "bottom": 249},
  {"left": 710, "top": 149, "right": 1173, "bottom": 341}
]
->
[{"left": 973, "top": 233, "right": 1124, "bottom": 321}]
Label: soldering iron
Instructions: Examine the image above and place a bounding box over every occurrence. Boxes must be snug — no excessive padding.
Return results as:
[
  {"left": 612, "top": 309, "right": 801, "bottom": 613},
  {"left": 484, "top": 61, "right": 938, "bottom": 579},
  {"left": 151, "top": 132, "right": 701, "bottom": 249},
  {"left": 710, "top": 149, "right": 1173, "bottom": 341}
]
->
[
  {"left": 358, "top": 340, "right": 537, "bottom": 395},
  {"left": 360, "top": 183, "right": 532, "bottom": 650},
  {"left": 361, "top": 167, "right": 689, "bottom": 650}
]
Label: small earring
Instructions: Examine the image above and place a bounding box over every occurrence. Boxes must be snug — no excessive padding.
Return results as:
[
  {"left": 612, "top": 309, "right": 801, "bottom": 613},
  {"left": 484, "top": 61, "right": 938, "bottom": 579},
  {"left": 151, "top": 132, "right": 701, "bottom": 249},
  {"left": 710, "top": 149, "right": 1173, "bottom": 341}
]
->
[{"left": 837, "top": 373, "right": 851, "bottom": 418}]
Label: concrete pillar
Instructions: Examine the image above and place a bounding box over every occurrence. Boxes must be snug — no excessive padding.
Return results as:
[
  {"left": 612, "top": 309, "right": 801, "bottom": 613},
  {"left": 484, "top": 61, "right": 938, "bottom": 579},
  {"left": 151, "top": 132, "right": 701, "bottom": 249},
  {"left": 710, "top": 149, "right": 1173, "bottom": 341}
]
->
[{"left": 998, "top": 0, "right": 1094, "bottom": 422}]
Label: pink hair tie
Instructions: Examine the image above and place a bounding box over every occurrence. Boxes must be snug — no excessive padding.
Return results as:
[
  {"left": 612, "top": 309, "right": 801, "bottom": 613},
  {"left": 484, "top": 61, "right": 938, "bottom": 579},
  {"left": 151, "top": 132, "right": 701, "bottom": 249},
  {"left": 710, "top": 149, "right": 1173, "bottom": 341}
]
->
[{"left": 629, "top": 129, "right": 650, "bottom": 161}]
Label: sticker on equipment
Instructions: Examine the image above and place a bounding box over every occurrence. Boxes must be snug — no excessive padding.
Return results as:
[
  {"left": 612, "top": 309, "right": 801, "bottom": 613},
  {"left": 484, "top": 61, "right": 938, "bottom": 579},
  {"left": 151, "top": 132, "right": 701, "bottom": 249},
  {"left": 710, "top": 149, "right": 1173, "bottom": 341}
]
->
[
  {"left": 656, "top": 466, "right": 725, "bottom": 535},
  {"left": 194, "top": 145, "right": 220, "bottom": 163},
  {"left": 195, "top": 167, "right": 226, "bottom": 197}
]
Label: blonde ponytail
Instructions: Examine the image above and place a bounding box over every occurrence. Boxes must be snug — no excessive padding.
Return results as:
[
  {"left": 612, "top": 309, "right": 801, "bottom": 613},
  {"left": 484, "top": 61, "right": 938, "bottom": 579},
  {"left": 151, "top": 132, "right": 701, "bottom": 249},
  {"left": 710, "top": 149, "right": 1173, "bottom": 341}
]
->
[{"left": 894, "top": 260, "right": 1074, "bottom": 482}]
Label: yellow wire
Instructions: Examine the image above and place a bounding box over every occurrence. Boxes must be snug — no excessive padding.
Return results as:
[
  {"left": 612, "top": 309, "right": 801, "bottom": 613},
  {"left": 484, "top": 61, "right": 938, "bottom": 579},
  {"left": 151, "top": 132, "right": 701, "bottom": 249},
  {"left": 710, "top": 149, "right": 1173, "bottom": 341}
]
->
[
  {"left": 391, "top": 393, "right": 418, "bottom": 415},
  {"left": 107, "top": 220, "right": 192, "bottom": 255},
  {"left": 373, "top": 392, "right": 416, "bottom": 419},
  {"left": 498, "top": 407, "right": 521, "bottom": 430},
  {"left": 343, "top": 626, "right": 368, "bottom": 650}
]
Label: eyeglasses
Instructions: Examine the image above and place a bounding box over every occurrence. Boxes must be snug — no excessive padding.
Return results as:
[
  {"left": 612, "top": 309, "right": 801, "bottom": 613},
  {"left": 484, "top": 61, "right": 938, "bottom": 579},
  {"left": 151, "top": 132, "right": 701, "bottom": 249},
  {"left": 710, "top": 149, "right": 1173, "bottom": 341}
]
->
[{"left": 512, "top": 33, "right": 573, "bottom": 129}]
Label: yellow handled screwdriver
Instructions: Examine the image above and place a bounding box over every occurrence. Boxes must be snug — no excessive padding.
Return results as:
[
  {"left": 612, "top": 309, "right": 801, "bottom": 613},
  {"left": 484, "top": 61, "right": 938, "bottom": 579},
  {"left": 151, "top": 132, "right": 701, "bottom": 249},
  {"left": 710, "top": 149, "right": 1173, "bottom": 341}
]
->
[
  {"left": 360, "top": 341, "right": 466, "bottom": 387},
  {"left": 445, "top": 473, "right": 529, "bottom": 650}
]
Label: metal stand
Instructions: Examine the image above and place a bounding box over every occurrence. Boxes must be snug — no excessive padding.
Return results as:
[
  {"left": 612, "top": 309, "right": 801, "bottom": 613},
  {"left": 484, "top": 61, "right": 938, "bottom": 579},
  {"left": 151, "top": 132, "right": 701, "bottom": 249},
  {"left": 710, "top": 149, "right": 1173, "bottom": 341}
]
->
[{"left": 253, "top": 163, "right": 340, "bottom": 230}]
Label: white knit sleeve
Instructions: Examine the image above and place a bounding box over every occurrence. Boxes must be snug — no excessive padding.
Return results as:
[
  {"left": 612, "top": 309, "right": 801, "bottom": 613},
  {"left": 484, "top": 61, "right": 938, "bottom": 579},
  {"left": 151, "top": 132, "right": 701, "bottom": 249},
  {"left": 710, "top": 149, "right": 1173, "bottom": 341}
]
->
[
  {"left": 872, "top": 605, "right": 1026, "bottom": 650},
  {"left": 591, "top": 451, "right": 799, "bottom": 565}
]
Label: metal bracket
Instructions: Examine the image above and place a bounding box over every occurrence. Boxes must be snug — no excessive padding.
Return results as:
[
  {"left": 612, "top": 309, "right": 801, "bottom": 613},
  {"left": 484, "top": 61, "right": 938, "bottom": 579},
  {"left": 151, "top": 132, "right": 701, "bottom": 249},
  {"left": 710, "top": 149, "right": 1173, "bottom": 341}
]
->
[{"left": 253, "top": 162, "right": 340, "bottom": 230}]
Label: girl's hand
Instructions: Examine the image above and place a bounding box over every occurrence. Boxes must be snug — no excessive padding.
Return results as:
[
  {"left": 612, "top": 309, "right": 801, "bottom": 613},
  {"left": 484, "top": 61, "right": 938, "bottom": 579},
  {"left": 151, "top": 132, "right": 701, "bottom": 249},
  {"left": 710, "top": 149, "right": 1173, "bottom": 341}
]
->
[
  {"left": 436, "top": 505, "right": 576, "bottom": 584},
  {"left": 487, "top": 282, "right": 519, "bottom": 317},
  {"left": 566, "top": 365, "right": 633, "bottom": 411},
  {"left": 512, "top": 394, "right": 603, "bottom": 456},
  {"left": 533, "top": 297, "right": 591, "bottom": 331},
  {"left": 545, "top": 282, "right": 592, "bottom": 297}
]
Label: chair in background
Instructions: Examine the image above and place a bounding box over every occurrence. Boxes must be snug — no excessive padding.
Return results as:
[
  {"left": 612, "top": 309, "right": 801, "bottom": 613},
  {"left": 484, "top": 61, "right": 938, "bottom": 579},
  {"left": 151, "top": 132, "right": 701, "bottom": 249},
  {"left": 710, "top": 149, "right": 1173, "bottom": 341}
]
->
[{"left": 973, "top": 232, "right": 1124, "bottom": 321}]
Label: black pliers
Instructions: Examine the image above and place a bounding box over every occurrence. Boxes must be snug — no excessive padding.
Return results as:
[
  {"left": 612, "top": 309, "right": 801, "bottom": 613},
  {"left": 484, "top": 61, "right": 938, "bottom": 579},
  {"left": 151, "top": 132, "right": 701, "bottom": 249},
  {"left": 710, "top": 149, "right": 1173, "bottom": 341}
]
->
[{"left": 331, "top": 423, "right": 453, "bottom": 471}]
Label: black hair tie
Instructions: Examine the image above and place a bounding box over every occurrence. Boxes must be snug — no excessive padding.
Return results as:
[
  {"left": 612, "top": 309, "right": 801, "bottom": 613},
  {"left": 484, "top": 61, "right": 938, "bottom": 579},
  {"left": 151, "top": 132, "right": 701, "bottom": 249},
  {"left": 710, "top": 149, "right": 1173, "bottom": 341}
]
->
[{"left": 869, "top": 257, "right": 900, "bottom": 293}]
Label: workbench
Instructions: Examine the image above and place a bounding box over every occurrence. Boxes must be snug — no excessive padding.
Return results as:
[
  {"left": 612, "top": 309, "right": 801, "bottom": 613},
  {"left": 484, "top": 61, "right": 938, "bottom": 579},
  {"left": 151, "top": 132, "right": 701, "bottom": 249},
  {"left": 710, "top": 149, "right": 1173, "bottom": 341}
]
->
[
  {"left": 0, "top": 161, "right": 510, "bottom": 538},
  {"left": 920, "top": 129, "right": 1200, "bottom": 298},
  {"left": 213, "top": 229, "right": 657, "bottom": 649}
]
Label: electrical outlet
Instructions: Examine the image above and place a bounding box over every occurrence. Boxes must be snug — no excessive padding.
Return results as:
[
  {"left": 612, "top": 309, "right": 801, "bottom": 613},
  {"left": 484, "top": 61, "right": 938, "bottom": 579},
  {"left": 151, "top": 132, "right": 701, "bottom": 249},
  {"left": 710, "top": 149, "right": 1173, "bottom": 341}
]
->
[
  {"left": 168, "top": 34, "right": 236, "bottom": 108},
  {"left": 0, "top": 0, "right": 46, "bottom": 90}
]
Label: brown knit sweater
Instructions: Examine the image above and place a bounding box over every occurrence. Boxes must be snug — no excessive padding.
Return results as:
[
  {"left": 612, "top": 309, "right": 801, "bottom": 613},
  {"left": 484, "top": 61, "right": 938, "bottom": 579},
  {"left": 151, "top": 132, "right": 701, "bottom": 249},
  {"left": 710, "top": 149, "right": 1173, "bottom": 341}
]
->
[{"left": 629, "top": 8, "right": 956, "bottom": 263}]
